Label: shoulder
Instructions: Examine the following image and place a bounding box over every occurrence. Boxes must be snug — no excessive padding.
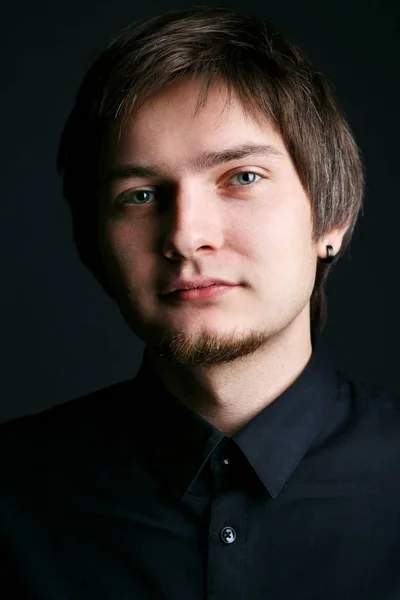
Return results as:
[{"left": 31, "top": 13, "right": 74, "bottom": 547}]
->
[
  {"left": 337, "top": 369, "right": 400, "bottom": 415},
  {"left": 0, "top": 378, "right": 141, "bottom": 553},
  {"left": 302, "top": 368, "right": 400, "bottom": 489},
  {"left": 333, "top": 369, "right": 400, "bottom": 456},
  {"left": 0, "top": 378, "right": 136, "bottom": 459}
]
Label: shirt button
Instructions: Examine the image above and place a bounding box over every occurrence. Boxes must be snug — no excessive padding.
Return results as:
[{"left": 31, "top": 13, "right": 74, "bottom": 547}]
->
[
  {"left": 222, "top": 458, "right": 230, "bottom": 465},
  {"left": 221, "top": 526, "right": 236, "bottom": 544}
]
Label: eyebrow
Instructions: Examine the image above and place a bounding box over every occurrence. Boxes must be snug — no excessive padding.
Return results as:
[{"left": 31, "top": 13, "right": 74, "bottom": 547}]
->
[{"left": 101, "top": 143, "right": 284, "bottom": 185}]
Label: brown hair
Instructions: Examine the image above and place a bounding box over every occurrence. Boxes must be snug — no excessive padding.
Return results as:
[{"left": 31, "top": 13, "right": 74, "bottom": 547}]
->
[{"left": 56, "top": 6, "right": 365, "bottom": 334}]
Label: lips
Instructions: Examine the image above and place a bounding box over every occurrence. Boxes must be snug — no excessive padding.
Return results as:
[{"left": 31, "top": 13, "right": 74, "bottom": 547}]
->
[
  {"left": 160, "top": 277, "right": 236, "bottom": 295},
  {"left": 161, "top": 283, "right": 236, "bottom": 302}
]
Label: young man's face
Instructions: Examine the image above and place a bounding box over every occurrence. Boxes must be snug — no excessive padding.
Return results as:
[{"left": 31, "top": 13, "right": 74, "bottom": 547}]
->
[{"left": 96, "top": 78, "right": 337, "bottom": 366}]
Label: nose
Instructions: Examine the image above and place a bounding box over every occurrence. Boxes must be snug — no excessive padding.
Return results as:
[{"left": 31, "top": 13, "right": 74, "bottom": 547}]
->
[{"left": 161, "top": 182, "right": 224, "bottom": 260}]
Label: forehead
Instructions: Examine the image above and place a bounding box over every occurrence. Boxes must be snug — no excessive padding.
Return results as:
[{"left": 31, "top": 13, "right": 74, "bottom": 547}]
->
[{"left": 104, "top": 78, "right": 286, "bottom": 162}]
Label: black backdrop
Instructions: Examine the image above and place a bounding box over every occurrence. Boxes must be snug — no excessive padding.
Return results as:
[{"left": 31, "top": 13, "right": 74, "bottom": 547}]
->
[{"left": 1, "top": 0, "right": 399, "bottom": 423}]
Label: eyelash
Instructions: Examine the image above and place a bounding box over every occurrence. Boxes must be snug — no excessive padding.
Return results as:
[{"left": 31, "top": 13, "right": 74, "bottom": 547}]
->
[{"left": 119, "top": 170, "right": 264, "bottom": 206}]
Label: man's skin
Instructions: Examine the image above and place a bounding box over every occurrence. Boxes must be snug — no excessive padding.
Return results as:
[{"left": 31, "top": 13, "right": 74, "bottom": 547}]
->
[{"left": 96, "top": 77, "right": 349, "bottom": 437}]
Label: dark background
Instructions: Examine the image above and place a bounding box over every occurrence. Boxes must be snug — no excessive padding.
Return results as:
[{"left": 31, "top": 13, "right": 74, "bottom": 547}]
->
[{"left": 1, "top": 0, "right": 399, "bottom": 423}]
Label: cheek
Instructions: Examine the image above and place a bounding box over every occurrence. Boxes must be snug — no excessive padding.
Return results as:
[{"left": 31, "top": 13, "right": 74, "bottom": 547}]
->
[
  {"left": 246, "top": 199, "right": 306, "bottom": 252},
  {"left": 99, "top": 221, "right": 152, "bottom": 283},
  {"left": 249, "top": 200, "right": 315, "bottom": 285}
]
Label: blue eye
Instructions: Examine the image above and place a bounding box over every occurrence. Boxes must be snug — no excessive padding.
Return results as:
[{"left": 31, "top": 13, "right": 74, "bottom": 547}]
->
[
  {"left": 231, "top": 171, "right": 261, "bottom": 185},
  {"left": 123, "top": 190, "right": 156, "bottom": 205}
]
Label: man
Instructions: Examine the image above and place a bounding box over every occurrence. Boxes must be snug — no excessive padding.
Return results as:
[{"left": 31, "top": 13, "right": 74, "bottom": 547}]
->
[{"left": 1, "top": 6, "right": 399, "bottom": 599}]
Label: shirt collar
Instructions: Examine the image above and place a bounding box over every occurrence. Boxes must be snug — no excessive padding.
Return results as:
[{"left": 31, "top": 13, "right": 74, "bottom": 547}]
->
[{"left": 131, "top": 330, "right": 338, "bottom": 500}]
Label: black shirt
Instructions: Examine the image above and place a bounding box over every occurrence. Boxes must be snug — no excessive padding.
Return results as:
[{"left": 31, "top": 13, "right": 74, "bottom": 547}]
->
[{"left": 1, "top": 333, "right": 400, "bottom": 599}]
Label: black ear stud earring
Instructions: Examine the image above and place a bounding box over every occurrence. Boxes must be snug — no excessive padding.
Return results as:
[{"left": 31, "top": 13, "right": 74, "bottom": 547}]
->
[{"left": 321, "top": 244, "right": 335, "bottom": 263}]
